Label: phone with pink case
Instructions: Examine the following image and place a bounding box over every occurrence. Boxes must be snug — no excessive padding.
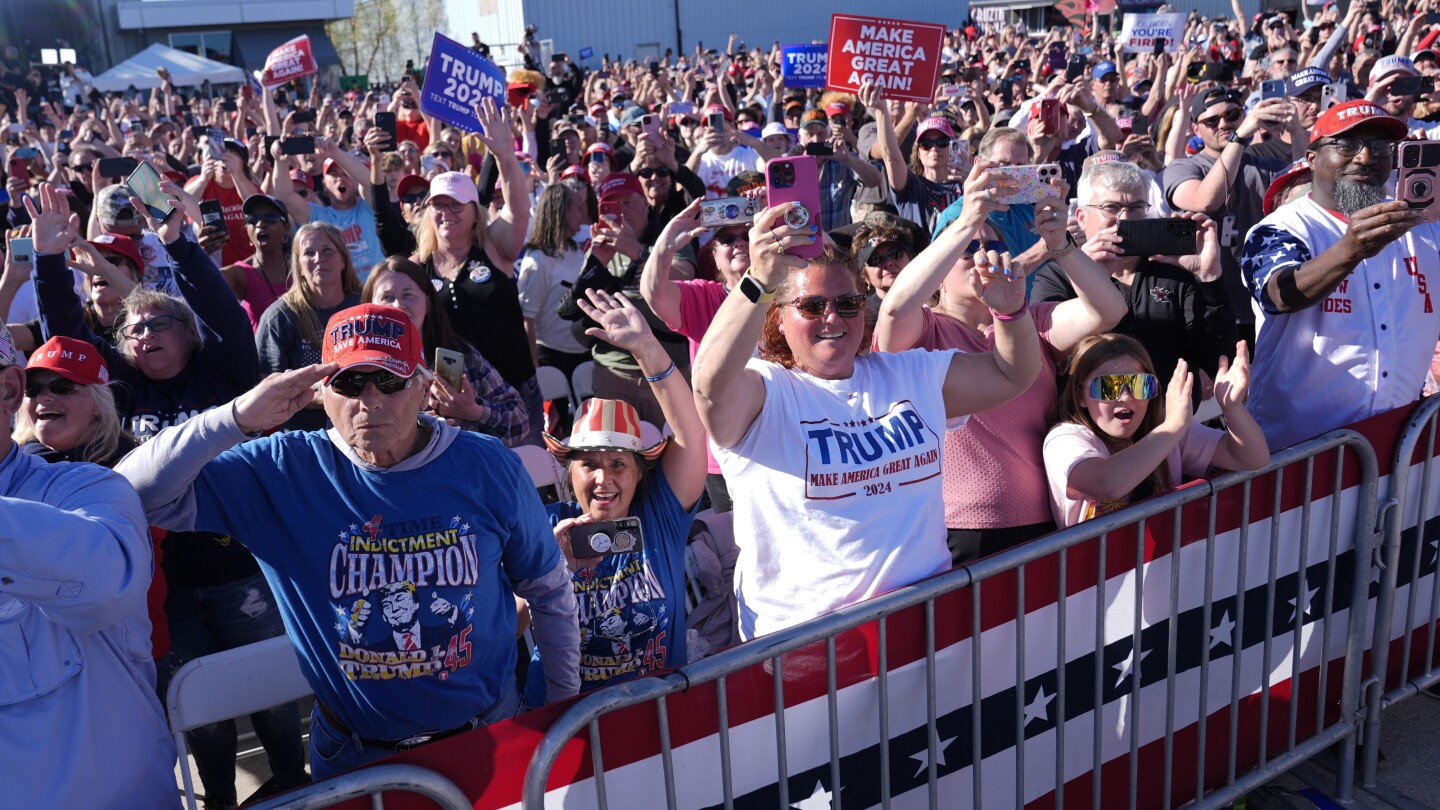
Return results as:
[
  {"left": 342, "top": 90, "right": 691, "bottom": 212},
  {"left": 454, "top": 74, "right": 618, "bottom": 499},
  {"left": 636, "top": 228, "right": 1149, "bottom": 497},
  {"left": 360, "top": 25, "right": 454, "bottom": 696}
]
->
[
  {"left": 991, "top": 163, "right": 1062, "bottom": 205},
  {"left": 764, "top": 155, "right": 823, "bottom": 259}
]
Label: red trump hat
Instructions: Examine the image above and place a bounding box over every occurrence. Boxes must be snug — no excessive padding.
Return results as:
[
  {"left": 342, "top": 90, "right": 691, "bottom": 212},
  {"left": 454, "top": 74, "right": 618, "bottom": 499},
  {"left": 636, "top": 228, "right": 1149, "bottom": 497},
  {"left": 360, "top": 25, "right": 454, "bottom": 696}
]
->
[{"left": 321, "top": 304, "right": 423, "bottom": 381}]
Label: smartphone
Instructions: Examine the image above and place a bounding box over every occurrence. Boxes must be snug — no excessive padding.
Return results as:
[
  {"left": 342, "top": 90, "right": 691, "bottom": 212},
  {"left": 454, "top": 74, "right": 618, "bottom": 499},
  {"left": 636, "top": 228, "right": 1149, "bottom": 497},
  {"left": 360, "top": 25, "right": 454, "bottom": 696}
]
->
[
  {"left": 7, "top": 123, "right": 22, "bottom": 135},
  {"left": 1152, "top": 37, "right": 1167, "bottom": 56},
  {"left": 1038, "top": 98, "right": 1061, "bottom": 133},
  {"left": 98, "top": 156, "right": 139, "bottom": 178},
  {"left": 434, "top": 347, "right": 466, "bottom": 390},
  {"left": 571, "top": 517, "right": 645, "bottom": 557},
  {"left": 700, "top": 196, "right": 760, "bottom": 227},
  {"left": 940, "top": 84, "right": 967, "bottom": 99},
  {"left": 421, "top": 154, "right": 436, "bottom": 174},
  {"left": 293, "top": 110, "right": 315, "bottom": 125},
  {"left": 7, "top": 157, "right": 28, "bottom": 184},
  {"left": 1392, "top": 75, "right": 1435, "bottom": 97},
  {"left": 373, "top": 110, "right": 397, "bottom": 147},
  {"left": 599, "top": 199, "right": 623, "bottom": 225},
  {"left": 668, "top": 101, "right": 695, "bottom": 115},
  {"left": 199, "top": 198, "right": 225, "bottom": 229},
  {"left": 1399, "top": 140, "right": 1440, "bottom": 222},
  {"left": 1321, "top": 82, "right": 1348, "bottom": 110},
  {"left": 189, "top": 124, "right": 209, "bottom": 139},
  {"left": 219, "top": 100, "right": 238, "bottom": 113},
  {"left": 1428, "top": 12, "right": 1440, "bottom": 24},
  {"left": 1065, "top": 54, "right": 1087, "bottom": 83},
  {"left": 962, "top": 66, "right": 982, "bottom": 82},
  {"left": 1116, "top": 218, "right": 1198, "bottom": 257},
  {"left": 245, "top": 126, "right": 258, "bottom": 138},
  {"left": 7, "top": 237, "right": 34, "bottom": 266},
  {"left": 803, "top": 142, "right": 834, "bottom": 157},
  {"left": 640, "top": 113, "right": 662, "bottom": 137},
  {"left": 764, "top": 155, "right": 823, "bottom": 260},
  {"left": 281, "top": 135, "right": 315, "bottom": 155},
  {"left": 14, "top": 146, "right": 39, "bottom": 160},
  {"left": 1260, "top": 79, "right": 1287, "bottom": 100},
  {"left": 204, "top": 128, "right": 225, "bottom": 160},
  {"left": 264, "top": 135, "right": 280, "bottom": 156},
  {"left": 707, "top": 111, "right": 726, "bottom": 131},
  {"left": 125, "top": 161, "right": 174, "bottom": 220},
  {"left": 992, "top": 164, "right": 1063, "bottom": 205}
]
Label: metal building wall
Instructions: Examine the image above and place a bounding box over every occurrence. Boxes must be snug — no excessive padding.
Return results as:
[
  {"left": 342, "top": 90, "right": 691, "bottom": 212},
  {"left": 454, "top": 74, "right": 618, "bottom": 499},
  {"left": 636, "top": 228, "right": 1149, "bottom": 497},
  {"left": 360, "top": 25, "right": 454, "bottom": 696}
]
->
[{"left": 520, "top": 0, "right": 679, "bottom": 65}]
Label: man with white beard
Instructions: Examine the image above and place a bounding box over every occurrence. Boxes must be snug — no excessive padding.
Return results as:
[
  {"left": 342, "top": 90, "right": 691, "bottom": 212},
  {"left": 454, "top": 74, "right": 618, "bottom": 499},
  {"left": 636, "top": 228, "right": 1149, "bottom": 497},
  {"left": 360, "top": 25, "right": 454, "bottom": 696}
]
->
[{"left": 1242, "top": 100, "right": 1440, "bottom": 448}]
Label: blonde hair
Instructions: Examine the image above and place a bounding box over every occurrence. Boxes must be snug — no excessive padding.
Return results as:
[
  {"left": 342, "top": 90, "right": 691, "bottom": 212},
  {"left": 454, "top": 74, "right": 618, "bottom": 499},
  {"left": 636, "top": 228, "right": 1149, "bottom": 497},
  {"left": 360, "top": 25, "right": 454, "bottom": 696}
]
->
[
  {"left": 13, "top": 381, "right": 129, "bottom": 466},
  {"left": 284, "top": 222, "right": 362, "bottom": 350},
  {"left": 412, "top": 200, "right": 488, "bottom": 263},
  {"left": 117, "top": 287, "right": 204, "bottom": 365}
]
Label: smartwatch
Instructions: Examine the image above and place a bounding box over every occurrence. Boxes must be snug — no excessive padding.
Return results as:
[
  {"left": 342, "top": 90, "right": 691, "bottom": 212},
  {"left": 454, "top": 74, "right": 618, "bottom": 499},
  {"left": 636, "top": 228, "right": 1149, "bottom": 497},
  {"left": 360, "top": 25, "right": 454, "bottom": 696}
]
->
[{"left": 738, "top": 271, "right": 776, "bottom": 305}]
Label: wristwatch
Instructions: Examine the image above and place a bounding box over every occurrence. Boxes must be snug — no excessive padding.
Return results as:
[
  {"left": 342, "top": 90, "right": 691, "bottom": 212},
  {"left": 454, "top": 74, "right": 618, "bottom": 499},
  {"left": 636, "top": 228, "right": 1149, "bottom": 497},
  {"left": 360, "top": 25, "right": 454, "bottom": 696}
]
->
[
  {"left": 1227, "top": 131, "right": 1252, "bottom": 147},
  {"left": 738, "top": 271, "right": 776, "bottom": 305}
]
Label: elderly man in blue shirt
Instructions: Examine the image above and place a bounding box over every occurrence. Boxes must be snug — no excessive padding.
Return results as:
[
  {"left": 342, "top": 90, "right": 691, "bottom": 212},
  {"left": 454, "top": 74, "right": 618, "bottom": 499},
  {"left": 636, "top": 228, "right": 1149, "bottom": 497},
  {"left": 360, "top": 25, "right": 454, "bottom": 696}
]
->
[{"left": 0, "top": 323, "right": 177, "bottom": 808}]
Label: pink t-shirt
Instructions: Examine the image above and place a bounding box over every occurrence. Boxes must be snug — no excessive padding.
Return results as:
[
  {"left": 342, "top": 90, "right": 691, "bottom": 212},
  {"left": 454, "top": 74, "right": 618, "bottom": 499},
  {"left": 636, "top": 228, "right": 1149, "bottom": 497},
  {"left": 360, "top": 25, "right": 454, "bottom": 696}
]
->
[
  {"left": 1043, "top": 421, "right": 1223, "bottom": 528},
  {"left": 906, "top": 303, "right": 1060, "bottom": 529},
  {"left": 670, "top": 279, "right": 730, "bottom": 475}
]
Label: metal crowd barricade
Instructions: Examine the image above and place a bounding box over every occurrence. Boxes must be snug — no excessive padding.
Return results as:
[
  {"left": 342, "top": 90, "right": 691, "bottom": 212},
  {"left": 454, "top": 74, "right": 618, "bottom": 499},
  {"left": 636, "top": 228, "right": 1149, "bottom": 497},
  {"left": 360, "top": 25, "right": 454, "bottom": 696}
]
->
[
  {"left": 245, "top": 763, "right": 470, "bottom": 810},
  {"left": 1362, "top": 394, "right": 1440, "bottom": 786},
  {"left": 521, "top": 430, "right": 1379, "bottom": 810}
]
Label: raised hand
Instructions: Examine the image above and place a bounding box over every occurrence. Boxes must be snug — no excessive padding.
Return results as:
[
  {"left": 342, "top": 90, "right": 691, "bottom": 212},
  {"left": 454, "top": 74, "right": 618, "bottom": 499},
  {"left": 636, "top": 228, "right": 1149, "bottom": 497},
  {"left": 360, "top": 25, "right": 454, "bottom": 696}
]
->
[
  {"left": 21, "top": 183, "right": 81, "bottom": 255},
  {"left": 235, "top": 363, "right": 339, "bottom": 434},
  {"left": 579, "top": 288, "right": 657, "bottom": 354},
  {"left": 1161, "top": 359, "right": 1195, "bottom": 432},
  {"left": 1213, "top": 341, "right": 1251, "bottom": 412}
]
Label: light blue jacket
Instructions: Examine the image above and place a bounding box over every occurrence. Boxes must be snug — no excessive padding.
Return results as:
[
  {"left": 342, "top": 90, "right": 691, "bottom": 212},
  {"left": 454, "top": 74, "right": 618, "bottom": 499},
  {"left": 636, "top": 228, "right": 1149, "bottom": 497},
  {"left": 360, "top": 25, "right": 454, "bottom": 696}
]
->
[{"left": 0, "top": 444, "right": 176, "bottom": 808}]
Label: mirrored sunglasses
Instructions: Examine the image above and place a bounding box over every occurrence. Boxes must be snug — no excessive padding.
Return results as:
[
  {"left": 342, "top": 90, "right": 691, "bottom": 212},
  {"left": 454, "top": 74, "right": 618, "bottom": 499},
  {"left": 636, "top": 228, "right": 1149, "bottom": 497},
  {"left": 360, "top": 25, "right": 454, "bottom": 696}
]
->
[
  {"left": 329, "top": 369, "right": 414, "bottom": 398},
  {"left": 1087, "top": 372, "right": 1159, "bottom": 402},
  {"left": 786, "top": 293, "right": 868, "bottom": 319}
]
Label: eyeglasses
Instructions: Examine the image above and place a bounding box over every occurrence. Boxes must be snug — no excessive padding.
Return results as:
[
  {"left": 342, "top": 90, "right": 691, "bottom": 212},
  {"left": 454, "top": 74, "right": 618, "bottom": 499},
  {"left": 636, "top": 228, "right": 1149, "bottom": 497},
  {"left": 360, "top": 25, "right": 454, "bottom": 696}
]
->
[
  {"left": 637, "top": 167, "right": 672, "bottom": 179},
  {"left": 122, "top": 313, "right": 180, "bottom": 339},
  {"left": 964, "top": 239, "right": 1008, "bottom": 255},
  {"left": 400, "top": 192, "right": 428, "bottom": 205},
  {"left": 1084, "top": 201, "right": 1151, "bottom": 219},
  {"left": 918, "top": 137, "right": 953, "bottom": 150},
  {"left": 713, "top": 230, "right": 750, "bottom": 246},
  {"left": 328, "top": 369, "right": 415, "bottom": 398},
  {"left": 865, "top": 245, "right": 908, "bottom": 266},
  {"left": 25, "top": 378, "right": 81, "bottom": 398},
  {"left": 245, "top": 212, "right": 285, "bottom": 225},
  {"left": 1321, "top": 137, "right": 1396, "bottom": 158},
  {"left": 429, "top": 200, "right": 467, "bottom": 214},
  {"left": 72, "top": 161, "right": 93, "bottom": 173},
  {"left": 1087, "top": 372, "right": 1159, "bottom": 401},
  {"left": 785, "top": 293, "right": 868, "bottom": 319},
  {"left": 1196, "top": 108, "right": 1243, "bottom": 128}
]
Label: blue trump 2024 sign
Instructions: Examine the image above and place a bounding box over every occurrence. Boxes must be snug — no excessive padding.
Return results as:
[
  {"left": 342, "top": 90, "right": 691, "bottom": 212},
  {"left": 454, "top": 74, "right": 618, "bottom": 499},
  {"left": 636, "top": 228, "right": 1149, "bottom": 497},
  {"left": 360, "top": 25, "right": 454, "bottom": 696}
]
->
[
  {"left": 421, "top": 33, "right": 506, "bottom": 133},
  {"left": 782, "top": 44, "right": 827, "bottom": 89}
]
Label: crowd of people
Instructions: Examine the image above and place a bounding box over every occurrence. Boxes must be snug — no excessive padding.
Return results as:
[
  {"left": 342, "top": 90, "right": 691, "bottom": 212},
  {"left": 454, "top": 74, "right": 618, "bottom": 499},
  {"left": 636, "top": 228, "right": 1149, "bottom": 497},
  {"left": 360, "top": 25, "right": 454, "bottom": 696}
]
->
[{"left": 7, "top": 2, "right": 1440, "bottom": 804}]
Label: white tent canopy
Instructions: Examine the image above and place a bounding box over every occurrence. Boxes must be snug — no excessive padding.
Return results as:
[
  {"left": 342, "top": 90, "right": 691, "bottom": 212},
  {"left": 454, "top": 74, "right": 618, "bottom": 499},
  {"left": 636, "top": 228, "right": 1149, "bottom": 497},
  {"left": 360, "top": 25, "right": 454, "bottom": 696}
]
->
[{"left": 92, "top": 43, "right": 246, "bottom": 92}]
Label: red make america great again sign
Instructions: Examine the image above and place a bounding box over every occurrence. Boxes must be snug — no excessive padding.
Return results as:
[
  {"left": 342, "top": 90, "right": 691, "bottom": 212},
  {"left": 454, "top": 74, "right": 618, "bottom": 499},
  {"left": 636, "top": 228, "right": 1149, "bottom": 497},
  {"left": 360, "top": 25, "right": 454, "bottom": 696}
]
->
[{"left": 826, "top": 14, "right": 946, "bottom": 104}]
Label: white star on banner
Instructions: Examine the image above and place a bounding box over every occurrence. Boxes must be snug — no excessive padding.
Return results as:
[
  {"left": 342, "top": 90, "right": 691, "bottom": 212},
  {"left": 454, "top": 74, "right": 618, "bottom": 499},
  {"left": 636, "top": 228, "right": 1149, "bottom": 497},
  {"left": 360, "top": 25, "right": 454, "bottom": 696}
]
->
[
  {"left": 337, "top": 531, "right": 347, "bottom": 540},
  {"left": 1113, "top": 643, "right": 1151, "bottom": 690},
  {"left": 1210, "top": 610, "right": 1236, "bottom": 651},
  {"left": 462, "top": 523, "right": 471, "bottom": 532},
  {"left": 1024, "top": 685, "right": 1055, "bottom": 727},
  {"left": 791, "top": 781, "right": 837, "bottom": 810},
  {"left": 1288, "top": 583, "right": 1319, "bottom": 623},
  {"left": 349, "top": 523, "right": 358, "bottom": 532},
  {"left": 909, "top": 733, "right": 957, "bottom": 778}
]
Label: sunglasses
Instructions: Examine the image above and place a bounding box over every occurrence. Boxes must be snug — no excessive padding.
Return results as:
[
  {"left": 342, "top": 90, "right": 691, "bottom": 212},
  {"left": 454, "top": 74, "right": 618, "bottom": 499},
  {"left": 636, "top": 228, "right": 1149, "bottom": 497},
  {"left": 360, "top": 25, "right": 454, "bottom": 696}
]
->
[
  {"left": 865, "top": 245, "right": 907, "bottom": 266},
  {"left": 965, "top": 240, "right": 1008, "bottom": 255},
  {"left": 122, "top": 313, "right": 179, "bottom": 340},
  {"left": 637, "top": 167, "right": 672, "bottom": 179},
  {"left": 25, "top": 378, "right": 81, "bottom": 398},
  {"left": 328, "top": 369, "right": 415, "bottom": 398},
  {"left": 72, "top": 161, "right": 93, "bottom": 173},
  {"left": 713, "top": 230, "right": 750, "bottom": 246},
  {"left": 1087, "top": 372, "right": 1159, "bottom": 402},
  {"left": 245, "top": 212, "right": 285, "bottom": 225},
  {"left": 918, "top": 137, "right": 953, "bottom": 150},
  {"left": 786, "top": 293, "right": 868, "bottom": 319},
  {"left": 400, "top": 192, "right": 428, "bottom": 205},
  {"left": 588, "top": 152, "right": 609, "bottom": 163},
  {"left": 1196, "top": 108, "right": 1243, "bottom": 128}
]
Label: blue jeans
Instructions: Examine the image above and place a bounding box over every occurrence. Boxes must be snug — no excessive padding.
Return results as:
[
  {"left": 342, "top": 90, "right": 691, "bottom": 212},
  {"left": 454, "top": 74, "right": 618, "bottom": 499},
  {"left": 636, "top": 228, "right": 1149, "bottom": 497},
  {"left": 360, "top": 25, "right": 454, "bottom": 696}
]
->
[
  {"left": 308, "top": 675, "right": 522, "bottom": 780},
  {"left": 165, "top": 571, "right": 307, "bottom": 805}
]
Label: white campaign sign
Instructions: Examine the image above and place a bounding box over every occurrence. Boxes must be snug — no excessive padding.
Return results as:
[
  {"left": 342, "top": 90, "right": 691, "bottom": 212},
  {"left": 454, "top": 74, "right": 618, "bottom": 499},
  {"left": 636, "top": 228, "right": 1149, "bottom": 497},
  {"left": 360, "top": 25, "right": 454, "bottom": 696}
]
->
[{"left": 1119, "top": 12, "right": 1186, "bottom": 54}]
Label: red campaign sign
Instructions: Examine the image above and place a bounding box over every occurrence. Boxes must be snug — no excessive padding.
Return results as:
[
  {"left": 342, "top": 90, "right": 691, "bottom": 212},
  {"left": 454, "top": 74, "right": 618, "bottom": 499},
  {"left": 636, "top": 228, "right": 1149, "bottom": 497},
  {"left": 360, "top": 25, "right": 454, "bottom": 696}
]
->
[
  {"left": 825, "top": 13, "right": 946, "bottom": 104},
  {"left": 259, "top": 35, "right": 318, "bottom": 88}
]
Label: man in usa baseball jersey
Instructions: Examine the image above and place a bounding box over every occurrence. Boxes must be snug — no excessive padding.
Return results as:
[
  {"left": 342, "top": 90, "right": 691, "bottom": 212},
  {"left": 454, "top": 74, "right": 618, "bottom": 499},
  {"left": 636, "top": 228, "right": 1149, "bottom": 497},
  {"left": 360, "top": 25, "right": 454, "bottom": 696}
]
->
[{"left": 1242, "top": 100, "right": 1440, "bottom": 449}]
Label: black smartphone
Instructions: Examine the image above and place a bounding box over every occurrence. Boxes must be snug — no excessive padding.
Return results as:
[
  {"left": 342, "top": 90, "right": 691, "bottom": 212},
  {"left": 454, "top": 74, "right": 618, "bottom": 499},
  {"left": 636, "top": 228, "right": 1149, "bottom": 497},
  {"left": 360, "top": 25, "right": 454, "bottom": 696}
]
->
[
  {"left": 962, "top": 66, "right": 982, "bottom": 82},
  {"left": 1065, "top": 54, "right": 1087, "bottom": 83},
  {"left": 199, "top": 198, "right": 225, "bottom": 229},
  {"left": 189, "top": 124, "right": 208, "bottom": 139},
  {"left": 803, "top": 142, "right": 834, "bottom": 157},
  {"left": 549, "top": 137, "right": 566, "bottom": 158},
  {"left": 372, "top": 110, "right": 397, "bottom": 147},
  {"left": 292, "top": 110, "right": 315, "bottom": 125},
  {"left": 1117, "top": 218, "right": 1198, "bottom": 256},
  {"left": 707, "top": 111, "right": 725, "bottom": 130},
  {"left": 570, "top": 517, "right": 645, "bottom": 557},
  {"left": 98, "top": 156, "right": 139, "bottom": 178},
  {"left": 1428, "top": 12, "right": 1440, "bottom": 24},
  {"left": 281, "top": 135, "right": 315, "bottom": 155},
  {"left": 264, "top": 135, "right": 279, "bottom": 156},
  {"left": 1152, "top": 37, "right": 1167, "bottom": 56},
  {"left": 245, "top": 126, "right": 257, "bottom": 137},
  {"left": 219, "top": 100, "right": 237, "bottom": 113},
  {"left": 1393, "top": 75, "right": 1435, "bottom": 97}
]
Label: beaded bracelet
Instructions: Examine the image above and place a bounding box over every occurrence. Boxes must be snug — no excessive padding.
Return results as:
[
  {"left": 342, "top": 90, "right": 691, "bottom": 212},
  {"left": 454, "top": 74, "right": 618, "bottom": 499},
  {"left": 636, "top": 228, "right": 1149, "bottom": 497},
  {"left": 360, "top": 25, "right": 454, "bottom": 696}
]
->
[{"left": 644, "top": 361, "right": 678, "bottom": 383}]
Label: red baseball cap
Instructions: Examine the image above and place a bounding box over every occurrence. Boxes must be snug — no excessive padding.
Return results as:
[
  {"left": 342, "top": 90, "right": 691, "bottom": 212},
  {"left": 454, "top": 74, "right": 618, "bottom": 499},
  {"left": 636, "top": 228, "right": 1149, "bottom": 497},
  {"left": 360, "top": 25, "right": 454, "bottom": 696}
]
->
[
  {"left": 1263, "top": 158, "right": 1313, "bottom": 216},
  {"left": 1309, "top": 100, "right": 1407, "bottom": 143},
  {"left": 290, "top": 168, "right": 314, "bottom": 190},
  {"left": 560, "top": 164, "right": 589, "bottom": 184},
  {"left": 703, "top": 104, "right": 733, "bottom": 122},
  {"left": 597, "top": 171, "right": 643, "bottom": 201},
  {"left": 396, "top": 174, "right": 429, "bottom": 200},
  {"left": 27, "top": 336, "right": 110, "bottom": 386},
  {"left": 321, "top": 304, "right": 423, "bottom": 381},
  {"left": 824, "top": 101, "right": 851, "bottom": 119},
  {"left": 87, "top": 234, "right": 143, "bottom": 270}
]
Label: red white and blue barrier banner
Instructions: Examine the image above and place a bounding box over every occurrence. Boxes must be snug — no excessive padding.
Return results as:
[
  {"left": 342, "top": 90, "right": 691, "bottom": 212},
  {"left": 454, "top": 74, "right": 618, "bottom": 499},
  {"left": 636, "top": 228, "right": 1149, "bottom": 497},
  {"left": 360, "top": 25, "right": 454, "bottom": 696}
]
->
[{"left": 322, "top": 405, "right": 1440, "bottom": 809}]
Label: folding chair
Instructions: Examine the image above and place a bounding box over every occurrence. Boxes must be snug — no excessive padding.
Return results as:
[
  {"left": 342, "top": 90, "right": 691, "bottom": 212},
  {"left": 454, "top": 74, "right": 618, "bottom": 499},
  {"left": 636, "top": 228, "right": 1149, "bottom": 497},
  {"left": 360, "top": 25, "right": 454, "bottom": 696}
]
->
[
  {"left": 570, "top": 360, "right": 596, "bottom": 404},
  {"left": 167, "top": 636, "right": 313, "bottom": 810},
  {"left": 639, "top": 420, "right": 665, "bottom": 448},
  {"left": 534, "top": 365, "right": 574, "bottom": 409},
  {"left": 512, "top": 443, "right": 564, "bottom": 503}
]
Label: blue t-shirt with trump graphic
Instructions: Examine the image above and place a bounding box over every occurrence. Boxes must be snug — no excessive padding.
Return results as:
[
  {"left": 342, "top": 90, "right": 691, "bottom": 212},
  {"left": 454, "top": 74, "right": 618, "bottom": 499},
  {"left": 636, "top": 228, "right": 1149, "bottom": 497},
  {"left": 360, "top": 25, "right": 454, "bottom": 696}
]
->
[
  {"left": 524, "top": 467, "right": 698, "bottom": 708},
  {"left": 186, "top": 427, "right": 560, "bottom": 740}
]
